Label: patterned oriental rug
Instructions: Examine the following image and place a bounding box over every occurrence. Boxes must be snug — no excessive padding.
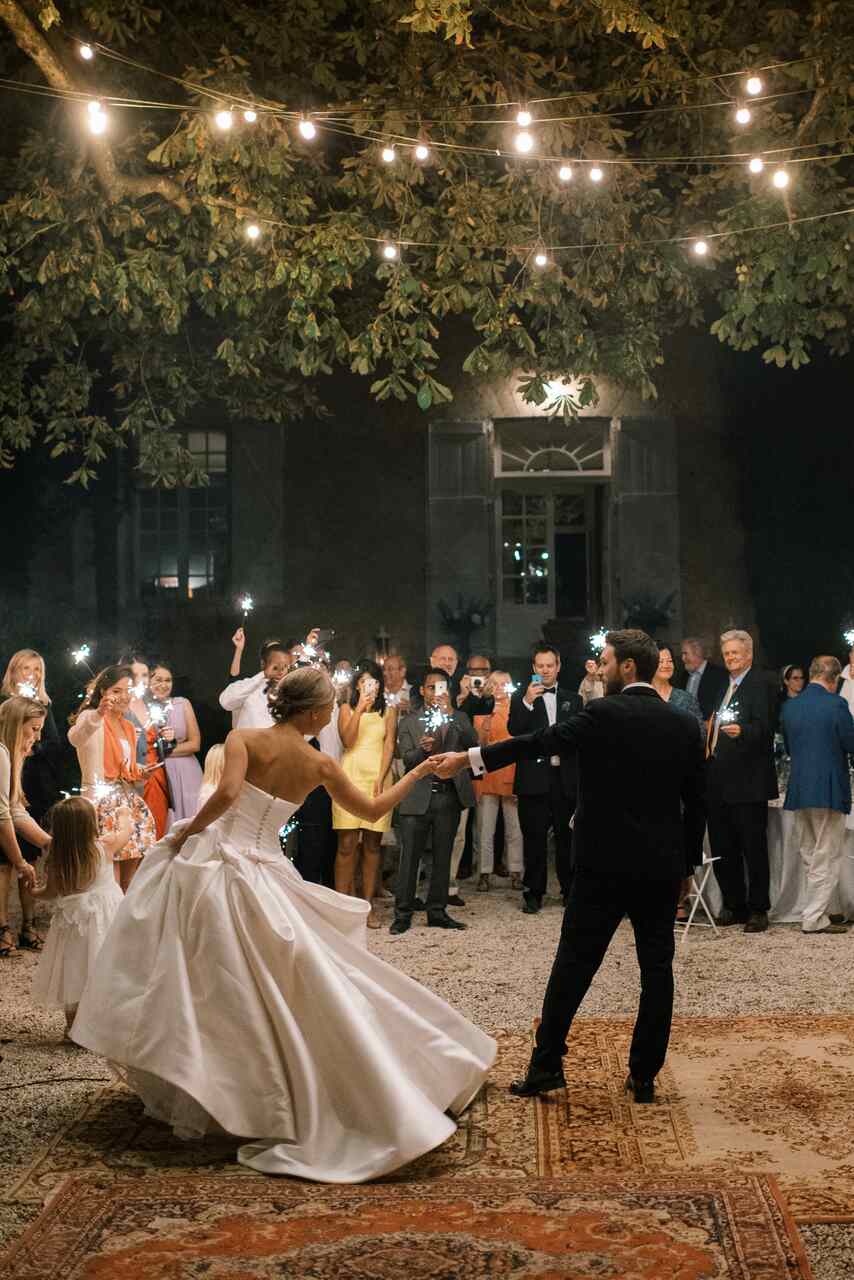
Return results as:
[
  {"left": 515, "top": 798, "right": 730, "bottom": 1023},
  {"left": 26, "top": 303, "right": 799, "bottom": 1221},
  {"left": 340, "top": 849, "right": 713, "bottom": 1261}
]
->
[{"left": 6, "top": 1172, "right": 811, "bottom": 1280}]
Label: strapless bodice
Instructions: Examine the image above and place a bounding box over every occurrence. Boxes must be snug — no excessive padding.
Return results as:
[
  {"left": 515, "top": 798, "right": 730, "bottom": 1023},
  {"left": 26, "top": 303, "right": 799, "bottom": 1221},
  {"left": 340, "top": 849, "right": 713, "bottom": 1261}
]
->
[{"left": 216, "top": 782, "right": 300, "bottom": 855}]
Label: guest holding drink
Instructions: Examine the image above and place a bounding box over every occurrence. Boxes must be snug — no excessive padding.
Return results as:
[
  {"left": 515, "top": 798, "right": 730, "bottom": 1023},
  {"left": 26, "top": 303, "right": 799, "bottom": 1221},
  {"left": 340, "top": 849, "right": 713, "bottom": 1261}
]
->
[
  {"left": 148, "top": 665, "right": 203, "bottom": 824},
  {"left": 474, "top": 672, "right": 523, "bottom": 892},
  {"left": 332, "top": 661, "right": 398, "bottom": 927},
  {"left": 0, "top": 696, "right": 47, "bottom": 956},
  {"left": 1, "top": 650, "right": 63, "bottom": 865},
  {"left": 67, "top": 666, "right": 156, "bottom": 892}
]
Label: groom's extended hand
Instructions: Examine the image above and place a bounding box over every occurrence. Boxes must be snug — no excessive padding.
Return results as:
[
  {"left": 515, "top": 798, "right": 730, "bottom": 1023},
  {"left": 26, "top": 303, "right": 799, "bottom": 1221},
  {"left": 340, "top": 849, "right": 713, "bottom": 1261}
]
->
[{"left": 431, "top": 751, "right": 469, "bottom": 780}]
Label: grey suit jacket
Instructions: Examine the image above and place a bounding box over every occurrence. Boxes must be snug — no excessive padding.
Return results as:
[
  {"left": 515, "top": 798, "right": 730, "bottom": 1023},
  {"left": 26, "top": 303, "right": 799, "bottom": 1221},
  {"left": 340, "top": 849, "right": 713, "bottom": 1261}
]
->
[{"left": 397, "top": 710, "right": 478, "bottom": 815}]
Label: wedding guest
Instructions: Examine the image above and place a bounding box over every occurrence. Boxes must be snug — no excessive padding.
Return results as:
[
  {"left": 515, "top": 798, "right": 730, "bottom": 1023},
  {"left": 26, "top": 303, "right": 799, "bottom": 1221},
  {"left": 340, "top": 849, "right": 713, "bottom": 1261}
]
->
[
  {"left": 383, "top": 654, "right": 412, "bottom": 713},
  {"left": 578, "top": 659, "right": 605, "bottom": 705},
  {"left": 196, "top": 743, "right": 225, "bottom": 811},
  {"left": 430, "top": 644, "right": 460, "bottom": 698},
  {"left": 781, "top": 656, "right": 854, "bottom": 934},
  {"left": 219, "top": 636, "right": 290, "bottom": 729},
  {"left": 678, "top": 637, "right": 729, "bottom": 721},
  {"left": 652, "top": 647, "right": 704, "bottom": 733},
  {"left": 31, "top": 797, "right": 129, "bottom": 1036},
  {"left": 392, "top": 669, "right": 478, "bottom": 934},
  {"left": 123, "top": 654, "right": 152, "bottom": 768},
  {"left": 0, "top": 696, "right": 47, "bottom": 956},
  {"left": 1, "top": 650, "right": 63, "bottom": 865},
  {"left": 67, "top": 666, "right": 156, "bottom": 891},
  {"left": 705, "top": 630, "right": 778, "bottom": 933},
  {"left": 333, "top": 659, "right": 354, "bottom": 705},
  {"left": 456, "top": 654, "right": 494, "bottom": 719},
  {"left": 448, "top": 653, "right": 494, "bottom": 895},
  {"left": 780, "top": 664, "right": 806, "bottom": 704},
  {"left": 474, "top": 672, "right": 523, "bottom": 892},
  {"left": 149, "top": 665, "right": 203, "bottom": 823},
  {"left": 332, "top": 661, "right": 398, "bottom": 927}
]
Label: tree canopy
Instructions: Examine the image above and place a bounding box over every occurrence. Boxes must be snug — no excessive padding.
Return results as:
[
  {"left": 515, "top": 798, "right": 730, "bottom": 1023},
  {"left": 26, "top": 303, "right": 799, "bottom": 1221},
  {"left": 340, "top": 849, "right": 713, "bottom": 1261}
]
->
[{"left": 0, "top": 0, "right": 852, "bottom": 482}]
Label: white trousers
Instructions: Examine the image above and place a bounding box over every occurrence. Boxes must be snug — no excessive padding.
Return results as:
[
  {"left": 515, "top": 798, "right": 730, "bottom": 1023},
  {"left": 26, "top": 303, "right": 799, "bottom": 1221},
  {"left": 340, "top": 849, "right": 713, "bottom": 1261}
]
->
[
  {"left": 449, "top": 808, "right": 478, "bottom": 892},
  {"left": 475, "top": 795, "right": 524, "bottom": 874},
  {"left": 793, "top": 807, "right": 847, "bottom": 932}
]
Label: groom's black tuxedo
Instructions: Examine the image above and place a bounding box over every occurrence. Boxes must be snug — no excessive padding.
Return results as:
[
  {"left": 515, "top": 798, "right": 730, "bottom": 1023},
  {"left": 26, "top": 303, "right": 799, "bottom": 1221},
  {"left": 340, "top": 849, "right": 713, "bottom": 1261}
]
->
[{"left": 479, "top": 685, "right": 704, "bottom": 1082}]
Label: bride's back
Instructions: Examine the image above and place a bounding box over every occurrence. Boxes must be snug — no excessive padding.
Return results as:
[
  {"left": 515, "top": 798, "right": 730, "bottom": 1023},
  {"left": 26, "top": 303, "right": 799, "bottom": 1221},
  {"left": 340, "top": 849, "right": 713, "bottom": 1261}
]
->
[{"left": 241, "top": 726, "right": 323, "bottom": 807}]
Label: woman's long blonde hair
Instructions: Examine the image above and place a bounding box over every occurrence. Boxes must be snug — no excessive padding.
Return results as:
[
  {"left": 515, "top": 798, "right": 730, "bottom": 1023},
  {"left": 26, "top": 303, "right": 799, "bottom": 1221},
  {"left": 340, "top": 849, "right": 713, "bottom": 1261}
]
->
[
  {"left": 1, "top": 650, "right": 49, "bottom": 704},
  {"left": 202, "top": 743, "right": 226, "bottom": 790},
  {"left": 45, "top": 797, "right": 101, "bottom": 896},
  {"left": 0, "top": 696, "right": 47, "bottom": 809}
]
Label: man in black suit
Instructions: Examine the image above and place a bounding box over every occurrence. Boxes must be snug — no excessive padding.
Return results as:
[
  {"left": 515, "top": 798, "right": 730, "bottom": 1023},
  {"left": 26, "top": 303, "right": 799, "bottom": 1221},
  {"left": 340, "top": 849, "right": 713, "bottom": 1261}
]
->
[
  {"left": 706, "top": 629, "right": 778, "bottom": 933},
  {"left": 508, "top": 644, "right": 582, "bottom": 914},
  {"left": 678, "top": 638, "right": 729, "bottom": 721},
  {"left": 433, "top": 629, "right": 704, "bottom": 1104}
]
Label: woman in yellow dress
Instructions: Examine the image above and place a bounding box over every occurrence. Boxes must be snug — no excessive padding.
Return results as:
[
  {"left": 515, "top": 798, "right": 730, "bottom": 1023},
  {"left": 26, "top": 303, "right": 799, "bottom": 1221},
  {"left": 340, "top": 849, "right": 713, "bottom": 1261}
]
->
[{"left": 332, "top": 660, "right": 398, "bottom": 928}]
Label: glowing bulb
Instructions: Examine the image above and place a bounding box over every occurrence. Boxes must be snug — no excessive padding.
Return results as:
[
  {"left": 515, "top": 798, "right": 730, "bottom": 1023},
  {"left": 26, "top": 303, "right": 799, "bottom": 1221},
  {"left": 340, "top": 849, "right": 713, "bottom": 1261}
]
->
[
  {"left": 87, "top": 100, "right": 103, "bottom": 116},
  {"left": 215, "top": 110, "right": 233, "bottom": 130},
  {"left": 516, "top": 108, "right": 532, "bottom": 127},
  {"left": 79, "top": 43, "right": 94, "bottom": 61},
  {"left": 589, "top": 166, "right": 604, "bottom": 182},
  {"left": 414, "top": 143, "right": 429, "bottom": 161},
  {"left": 693, "top": 239, "right": 709, "bottom": 256},
  {"left": 534, "top": 251, "right": 548, "bottom": 267},
  {"left": 514, "top": 130, "right": 534, "bottom": 154},
  {"left": 298, "top": 118, "right": 316, "bottom": 140},
  {"left": 558, "top": 164, "right": 573, "bottom": 182},
  {"left": 772, "top": 168, "right": 789, "bottom": 188},
  {"left": 748, "top": 156, "right": 764, "bottom": 174},
  {"left": 381, "top": 146, "right": 396, "bottom": 163},
  {"left": 382, "top": 242, "right": 398, "bottom": 260},
  {"left": 243, "top": 109, "right": 257, "bottom": 123},
  {"left": 88, "top": 111, "right": 107, "bottom": 135},
  {"left": 746, "top": 76, "right": 763, "bottom": 96},
  {"left": 245, "top": 223, "right": 261, "bottom": 241},
  {"left": 735, "top": 106, "right": 751, "bottom": 125}
]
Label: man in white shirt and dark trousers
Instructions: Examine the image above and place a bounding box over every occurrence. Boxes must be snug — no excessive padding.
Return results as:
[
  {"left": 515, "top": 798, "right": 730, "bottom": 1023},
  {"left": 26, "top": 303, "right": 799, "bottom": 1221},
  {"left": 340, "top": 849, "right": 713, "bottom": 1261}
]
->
[{"left": 508, "top": 644, "right": 583, "bottom": 915}]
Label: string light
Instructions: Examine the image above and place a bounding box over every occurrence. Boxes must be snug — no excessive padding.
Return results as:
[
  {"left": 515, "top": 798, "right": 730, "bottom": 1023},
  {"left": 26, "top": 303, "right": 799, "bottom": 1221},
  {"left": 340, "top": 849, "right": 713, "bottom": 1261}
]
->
[
  {"left": 381, "top": 145, "right": 396, "bottom": 163},
  {"left": 79, "top": 43, "right": 94, "bottom": 61},
  {"left": 382, "top": 242, "right": 398, "bottom": 259},
  {"left": 589, "top": 166, "right": 604, "bottom": 182},
  {"left": 245, "top": 223, "right": 261, "bottom": 241},
  {"left": 533, "top": 250, "right": 549, "bottom": 267},
  {"left": 735, "top": 106, "right": 751, "bottom": 125},
  {"left": 514, "top": 130, "right": 534, "bottom": 154},
  {"left": 87, "top": 100, "right": 107, "bottom": 135},
  {"left": 748, "top": 156, "right": 765, "bottom": 173},
  {"left": 746, "top": 76, "right": 763, "bottom": 96},
  {"left": 558, "top": 164, "right": 573, "bottom": 182},
  {"left": 87, "top": 100, "right": 103, "bottom": 115},
  {"left": 243, "top": 109, "right": 257, "bottom": 123},
  {"left": 298, "top": 118, "right": 317, "bottom": 140},
  {"left": 693, "top": 239, "right": 709, "bottom": 256},
  {"left": 516, "top": 108, "right": 532, "bottom": 127},
  {"left": 772, "top": 167, "right": 790, "bottom": 188},
  {"left": 414, "top": 143, "right": 430, "bottom": 161},
  {"left": 214, "top": 109, "right": 233, "bottom": 130}
]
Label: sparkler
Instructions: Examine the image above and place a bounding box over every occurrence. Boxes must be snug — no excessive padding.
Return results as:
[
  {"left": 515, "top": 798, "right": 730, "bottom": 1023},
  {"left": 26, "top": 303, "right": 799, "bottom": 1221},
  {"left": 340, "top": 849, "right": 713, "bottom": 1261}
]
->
[
  {"left": 131, "top": 681, "right": 147, "bottom": 700},
  {"left": 71, "top": 643, "right": 95, "bottom": 675},
  {"left": 332, "top": 670, "right": 352, "bottom": 687},
  {"left": 147, "top": 700, "right": 173, "bottom": 729},
  {"left": 240, "top": 594, "right": 254, "bottom": 619},
  {"left": 423, "top": 705, "right": 451, "bottom": 734},
  {"left": 717, "top": 704, "right": 739, "bottom": 725},
  {"left": 844, "top": 629, "right": 854, "bottom": 648},
  {"left": 17, "top": 681, "right": 37, "bottom": 698},
  {"left": 589, "top": 628, "right": 608, "bottom": 653},
  {"left": 503, "top": 681, "right": 518, "bottom": 695}
]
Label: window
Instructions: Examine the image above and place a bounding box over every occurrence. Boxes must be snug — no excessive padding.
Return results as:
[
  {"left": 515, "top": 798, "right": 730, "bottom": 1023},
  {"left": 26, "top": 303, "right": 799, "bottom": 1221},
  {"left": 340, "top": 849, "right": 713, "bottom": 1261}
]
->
[
  {"left": 500, "top": 488, "right": 592, "bottom": 617},
  {"left": 137, "top": 431, "right": 229, "bottom": 598},
  {"left": 496, "top": 418, "right": 610, "bottom": 476},
  {"left": 501, "top": 490, "right": 549, "bottom": 606}
]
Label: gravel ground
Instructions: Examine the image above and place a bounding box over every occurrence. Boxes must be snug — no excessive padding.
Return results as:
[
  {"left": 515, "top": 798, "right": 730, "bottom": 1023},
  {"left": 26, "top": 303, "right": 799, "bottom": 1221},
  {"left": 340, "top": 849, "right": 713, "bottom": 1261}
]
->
[{"left": 2, "top": 877, "right": 852, "bottom": 1274}]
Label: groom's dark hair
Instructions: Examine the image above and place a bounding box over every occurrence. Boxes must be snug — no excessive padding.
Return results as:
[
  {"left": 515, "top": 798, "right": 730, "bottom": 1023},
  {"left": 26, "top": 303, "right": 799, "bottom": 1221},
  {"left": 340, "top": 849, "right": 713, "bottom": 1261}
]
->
[{"left": 606, "top": 629, "right": 659, "bottom": 682}]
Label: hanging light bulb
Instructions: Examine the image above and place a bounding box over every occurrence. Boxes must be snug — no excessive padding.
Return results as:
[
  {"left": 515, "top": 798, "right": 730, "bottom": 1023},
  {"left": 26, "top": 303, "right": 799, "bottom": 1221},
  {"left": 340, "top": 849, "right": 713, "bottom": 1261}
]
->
[
  {"left": 772, "top": 167, "right": 790, "bottom": 188},
  {"left": 746, "top": 76, "right": 763, "bottom": 96},
  {"left": 79, "top": 43, "right": 94, "bottom": 61},
  {"left": 748, "top": 156, "right": 765, "bottom": 174},
  {"left": 516, "top": 108, "right": 532, "bottom": 128},
  {"left": 382, "top": 242, "right": 398, "bottom": 260},
  {"left": 243, "top": 109, "right": 257, "bottom": 123},
  {"left": 87, "top": 106, "right": 107, "bottom": 135},
  {"left": 414, "top": 143, "right": 430, "bottom": 161},
  {"left": 558, "top": 164, "right": 573, "bottom": 182},
  {"left": 692, "top": 239, "right": 709, "bottom": 256},
  {"left": 514, "top": 130, "right": 534, "bottom": 154},
  {"left": 533, "top": 251, "right": 548, "bottom": 267},
  {"left": 298, "top": 118, "right": 317, "bottom": 140},
  {"left": 87, "top": 100, "right": 103, "bottom": 116},
  {"left": 735, "top": 106, "right": 751, "bottom": 125},
  {"left": 245, "top": 223, "right": 261, "bottom": 241},
  {"left": 589, "top": 166, "right": 604, "bottom": 183},
  {"left": 215, "top": 109, "right": 233, "bottom": 130},
  {"left": 381, "top": 145, "right": 396, "bottom": 163}
]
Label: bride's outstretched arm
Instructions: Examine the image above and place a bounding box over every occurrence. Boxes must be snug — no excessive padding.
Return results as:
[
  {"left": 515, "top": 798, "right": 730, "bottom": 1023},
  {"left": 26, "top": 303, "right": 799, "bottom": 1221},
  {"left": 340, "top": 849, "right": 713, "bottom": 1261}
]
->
[
  {"left": 172, "top": 732, "right": 249, "bottom": 852},
  {"left": 321, "top": 753, "right": 436, "bottom": 822}
]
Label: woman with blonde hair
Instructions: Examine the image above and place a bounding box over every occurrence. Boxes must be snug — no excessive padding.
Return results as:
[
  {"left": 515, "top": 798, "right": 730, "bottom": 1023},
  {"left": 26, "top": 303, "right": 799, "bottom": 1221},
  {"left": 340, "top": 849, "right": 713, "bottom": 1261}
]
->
[
  {"left": 67, "top": 665, "right": 156, "bottom": 892},
  {"left": 72, "top": 665, "right": 495, "bottom": 1184},
  {"left": 196, "top": 743, "right": 225, "bottom": 811},
  {"left": 0, "top": 696, "right": 50, "bottom": 956},
  {"left": 1, "top": 650, "right": 63, "bottom": 867}
]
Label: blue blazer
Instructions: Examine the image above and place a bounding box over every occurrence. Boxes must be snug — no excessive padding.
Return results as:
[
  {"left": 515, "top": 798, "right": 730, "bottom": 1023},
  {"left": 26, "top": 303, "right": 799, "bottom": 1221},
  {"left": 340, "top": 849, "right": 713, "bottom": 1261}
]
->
[{"left": 781, "top": 683, "right": 854, "bottom": 813}]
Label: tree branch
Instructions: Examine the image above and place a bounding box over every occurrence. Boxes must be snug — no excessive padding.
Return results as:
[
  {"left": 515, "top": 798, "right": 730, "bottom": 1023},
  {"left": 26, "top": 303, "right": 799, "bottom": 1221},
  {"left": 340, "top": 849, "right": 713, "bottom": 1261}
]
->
[{"left": 0, "top": 0, "right": 191, "bottom": 214}]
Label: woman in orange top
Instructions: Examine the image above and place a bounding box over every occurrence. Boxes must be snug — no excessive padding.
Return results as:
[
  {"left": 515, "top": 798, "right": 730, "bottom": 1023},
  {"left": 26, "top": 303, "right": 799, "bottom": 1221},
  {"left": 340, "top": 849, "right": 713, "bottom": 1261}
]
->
[{"left": 473, "top": 671, "right": 524, "bottom": 892}]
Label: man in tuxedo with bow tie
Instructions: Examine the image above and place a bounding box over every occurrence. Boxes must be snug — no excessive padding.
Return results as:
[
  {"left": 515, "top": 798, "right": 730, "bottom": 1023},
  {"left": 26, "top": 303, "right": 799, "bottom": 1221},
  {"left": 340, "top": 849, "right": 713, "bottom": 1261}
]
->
[
  {"left": 432, "top": 629, "right": 704, "bottom": 1105},
  {"left": 509, "top": 645, "right": 582, "bottom": 913}
]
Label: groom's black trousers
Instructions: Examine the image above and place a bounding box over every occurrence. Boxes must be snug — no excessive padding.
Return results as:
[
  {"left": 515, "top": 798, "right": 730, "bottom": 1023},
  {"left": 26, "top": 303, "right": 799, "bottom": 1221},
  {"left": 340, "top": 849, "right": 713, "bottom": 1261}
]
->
[{"left": 531, "top": 867, "right": 681, "bottom": 1082}]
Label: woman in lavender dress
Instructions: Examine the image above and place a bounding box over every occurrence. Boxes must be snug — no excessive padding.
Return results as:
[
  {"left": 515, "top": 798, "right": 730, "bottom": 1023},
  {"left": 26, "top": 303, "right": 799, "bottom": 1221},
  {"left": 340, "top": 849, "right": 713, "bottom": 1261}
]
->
[{"left": 148, "top": 666, "right": 203, "bottom": 824}]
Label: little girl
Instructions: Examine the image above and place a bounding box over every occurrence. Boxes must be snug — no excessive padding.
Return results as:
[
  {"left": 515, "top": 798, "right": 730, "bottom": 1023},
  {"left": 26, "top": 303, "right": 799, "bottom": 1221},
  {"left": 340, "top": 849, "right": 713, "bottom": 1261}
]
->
[
  {"left": 32, "top": 797, "right": 131, "bottom": 1037},
  {"left": 196, "top": 743, "right": 225, "bottom": 812}
]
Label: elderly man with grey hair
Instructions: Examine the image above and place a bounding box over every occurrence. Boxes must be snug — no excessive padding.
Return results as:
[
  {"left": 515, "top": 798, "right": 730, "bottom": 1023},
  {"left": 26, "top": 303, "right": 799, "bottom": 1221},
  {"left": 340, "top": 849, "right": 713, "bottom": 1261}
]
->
[
  {"left": 705, "top": 629, "right": 779, "bottom": 933},
  {"left": 781, "top": 655, "right": 854, "bottom": 934}
]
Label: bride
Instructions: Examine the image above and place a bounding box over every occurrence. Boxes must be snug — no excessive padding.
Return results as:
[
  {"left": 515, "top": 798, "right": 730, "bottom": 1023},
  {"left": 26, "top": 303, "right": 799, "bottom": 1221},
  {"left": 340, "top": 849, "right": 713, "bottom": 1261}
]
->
[{"left": 72, "top": 666, "right": 496, "bottom": 1183}]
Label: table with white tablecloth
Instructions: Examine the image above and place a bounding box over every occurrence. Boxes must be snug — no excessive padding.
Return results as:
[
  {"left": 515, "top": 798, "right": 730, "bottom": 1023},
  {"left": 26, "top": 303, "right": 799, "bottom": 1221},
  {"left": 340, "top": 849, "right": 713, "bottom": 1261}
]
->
[{"left": 702, "top": 805, "right": 854, "bottom": 923}]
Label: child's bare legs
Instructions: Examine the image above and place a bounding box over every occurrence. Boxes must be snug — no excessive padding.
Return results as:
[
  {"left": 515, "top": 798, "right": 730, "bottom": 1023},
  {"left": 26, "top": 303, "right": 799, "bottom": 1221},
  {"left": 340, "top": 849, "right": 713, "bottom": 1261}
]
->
[{"left": 115, "top": 858, "right": 141, "bottom": 893}]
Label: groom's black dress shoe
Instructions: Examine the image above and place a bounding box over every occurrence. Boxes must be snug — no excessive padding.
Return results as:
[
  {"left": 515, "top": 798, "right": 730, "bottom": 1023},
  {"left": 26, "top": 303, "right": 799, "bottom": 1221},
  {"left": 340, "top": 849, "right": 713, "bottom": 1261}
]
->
[
  {"left": 522, "top": 892, "right": 542, "bottom": 914},
  {"left": 624, "top": 1074, "right": 655, "bottom": 1104},
  {"left": 509, "top": 1067, "right": 566, "bottom": 1098},
  {"left": 389, "top": 919, "right": 411, "bottom": 935},
  {"left": 427, "top": 912, "right": 466, "bottom": 930}
]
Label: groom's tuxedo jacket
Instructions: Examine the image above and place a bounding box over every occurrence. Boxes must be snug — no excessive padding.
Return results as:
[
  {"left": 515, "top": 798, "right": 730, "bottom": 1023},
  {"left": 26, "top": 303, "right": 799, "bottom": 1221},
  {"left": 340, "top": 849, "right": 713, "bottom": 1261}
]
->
[{"left": 480, "top": 686, "right": 704, "bottom": 881}]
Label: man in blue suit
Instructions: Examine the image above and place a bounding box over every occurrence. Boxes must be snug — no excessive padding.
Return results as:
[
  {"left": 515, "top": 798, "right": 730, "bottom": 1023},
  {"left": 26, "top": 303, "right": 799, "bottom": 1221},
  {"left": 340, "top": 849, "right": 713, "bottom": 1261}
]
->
[{"left": 781, "top": 655, "right": 854, "bottom": 934}]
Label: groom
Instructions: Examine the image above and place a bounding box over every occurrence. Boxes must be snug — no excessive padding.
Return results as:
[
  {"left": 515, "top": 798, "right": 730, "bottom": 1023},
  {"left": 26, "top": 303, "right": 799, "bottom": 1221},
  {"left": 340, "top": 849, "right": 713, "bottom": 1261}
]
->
[{"left": 432, "top": 628, "right": 704, "bottom": 1103}]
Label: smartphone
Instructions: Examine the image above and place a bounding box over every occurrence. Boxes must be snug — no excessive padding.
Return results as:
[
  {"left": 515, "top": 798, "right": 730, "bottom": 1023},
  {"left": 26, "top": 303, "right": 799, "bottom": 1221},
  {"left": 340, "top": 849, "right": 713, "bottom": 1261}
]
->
[
  {"left": 315, "top": 628, "right": 335, "bottom": 647},
  {"left": 531, "top": 674, "right": 543, "bottom": 684},
  {"left": 435, "top": 680, "right": 448, "bottom": 697}
]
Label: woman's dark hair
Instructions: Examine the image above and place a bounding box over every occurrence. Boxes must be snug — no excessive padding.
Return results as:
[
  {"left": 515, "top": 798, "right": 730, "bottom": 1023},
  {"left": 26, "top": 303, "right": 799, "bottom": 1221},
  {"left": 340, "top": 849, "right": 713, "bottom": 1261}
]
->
[
  {"left": 781, "top": 664, "right": 805, "bottom": 687},
  {"left": 350, "top": 659, "right": 387, "bottom": 715},
  {"left": 260, "top": 640, "right": 288, "bottom": 666},
  {"left": 606, "top": 629, "right": 660, "bottom": 683},
  {"left": 69, "top": 664, "right": 133, "bottom": 724}
]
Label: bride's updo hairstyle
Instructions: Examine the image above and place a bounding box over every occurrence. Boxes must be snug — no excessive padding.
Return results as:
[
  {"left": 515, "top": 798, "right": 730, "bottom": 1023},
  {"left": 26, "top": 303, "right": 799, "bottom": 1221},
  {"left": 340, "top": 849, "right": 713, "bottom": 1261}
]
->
[{"left": 270, "top": 666, "right": 334, "bottom": 724}]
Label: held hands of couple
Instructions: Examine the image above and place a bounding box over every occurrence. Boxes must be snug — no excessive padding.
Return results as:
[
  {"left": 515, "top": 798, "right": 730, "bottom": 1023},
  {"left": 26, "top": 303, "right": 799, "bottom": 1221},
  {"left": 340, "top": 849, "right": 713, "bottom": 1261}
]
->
[{"left": 429, "top": 751, "right": 468, "bottom": 780}]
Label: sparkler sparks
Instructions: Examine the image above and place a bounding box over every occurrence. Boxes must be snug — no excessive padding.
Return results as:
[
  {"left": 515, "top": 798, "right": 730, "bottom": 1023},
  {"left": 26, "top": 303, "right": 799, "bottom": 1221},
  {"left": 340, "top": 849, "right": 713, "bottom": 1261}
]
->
[
  {"left": 423, "top": 705, "right": 450, "bottom": 734},
  {"left": 240, "top": 594, "right": 254, "bottom": 618},
  {"left": 71, "top": 643, "right": 94, "bottom": 673},
  {"left": 17, "top": 681, "right": 37, "bottom": 698},
  {"left": 503, "top": 681, "right": 518, "bottom": 695},
  {"left": 844, "top": 629, "right": 854, "bottom": 648},
  {"left": 91, "top": 778, "right": 117, "bottom": 803},
  {"left": 147, "top": 700, "right": 173, "bottom": 728},
  {"left": 589, "top": 629, "right": 608, "bottom": 652},
  {"left": 718, "top": 705, "right": 739, "bottom": 725}
]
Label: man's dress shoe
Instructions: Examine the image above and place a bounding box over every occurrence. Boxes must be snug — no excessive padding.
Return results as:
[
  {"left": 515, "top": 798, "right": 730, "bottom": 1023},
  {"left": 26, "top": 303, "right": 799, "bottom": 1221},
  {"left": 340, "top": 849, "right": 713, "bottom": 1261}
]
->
[
  {"left": 427, "top": 912, "right": 466, "bottom": 930},
  {"left": 522, "top": 893, "right": 542, "bottom": 914},
  {"left": 509, "top": 1067, "right": 566, "bottom": 1098},
  {"left": 624, "top": 1074, "right": 655, "bottom": 1103}
]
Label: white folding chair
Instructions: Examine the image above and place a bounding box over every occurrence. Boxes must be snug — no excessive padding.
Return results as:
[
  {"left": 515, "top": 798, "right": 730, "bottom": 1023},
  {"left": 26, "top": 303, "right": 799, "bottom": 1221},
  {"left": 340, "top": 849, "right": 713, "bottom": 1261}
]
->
[{"left": 676, "top": 855, "right": 721, "bottom": 944}]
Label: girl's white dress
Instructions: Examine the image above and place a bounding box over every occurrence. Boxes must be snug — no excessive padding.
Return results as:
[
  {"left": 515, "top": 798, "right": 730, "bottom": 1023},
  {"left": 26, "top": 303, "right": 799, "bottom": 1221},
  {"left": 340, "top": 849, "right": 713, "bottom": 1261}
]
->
[
  {"left": 32, "top": 843, "right": 123, "bottom": 1010},
  {"left": 71, "top": 782, "right": 496, "bottom": 1183}
]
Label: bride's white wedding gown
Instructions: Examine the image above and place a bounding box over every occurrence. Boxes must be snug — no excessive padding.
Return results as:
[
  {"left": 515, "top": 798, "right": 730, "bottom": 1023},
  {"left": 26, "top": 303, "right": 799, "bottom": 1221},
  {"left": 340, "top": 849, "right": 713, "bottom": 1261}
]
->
[{"left": 72, "top": 781, "right": 496, "bottom": 1182}]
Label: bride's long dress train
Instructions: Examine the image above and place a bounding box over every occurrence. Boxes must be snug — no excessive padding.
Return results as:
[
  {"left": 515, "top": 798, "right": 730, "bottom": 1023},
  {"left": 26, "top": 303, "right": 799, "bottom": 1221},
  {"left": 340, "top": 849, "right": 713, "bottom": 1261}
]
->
[{"left": 72, "top": 782, "right": 496, "bottom": 1182}]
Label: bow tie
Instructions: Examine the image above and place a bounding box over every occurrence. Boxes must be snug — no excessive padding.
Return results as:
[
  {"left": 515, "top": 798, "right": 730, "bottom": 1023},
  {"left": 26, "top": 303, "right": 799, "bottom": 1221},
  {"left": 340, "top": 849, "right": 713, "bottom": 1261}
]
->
[{"left": 541, "top": 687, "right": 557, "bottom": 695}]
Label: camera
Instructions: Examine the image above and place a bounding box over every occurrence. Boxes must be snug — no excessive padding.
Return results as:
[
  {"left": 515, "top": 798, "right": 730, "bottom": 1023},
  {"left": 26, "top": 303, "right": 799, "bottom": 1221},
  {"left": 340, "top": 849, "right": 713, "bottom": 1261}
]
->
[{"left": 470, "top": 675, "right": 485, "bottom": 690}]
